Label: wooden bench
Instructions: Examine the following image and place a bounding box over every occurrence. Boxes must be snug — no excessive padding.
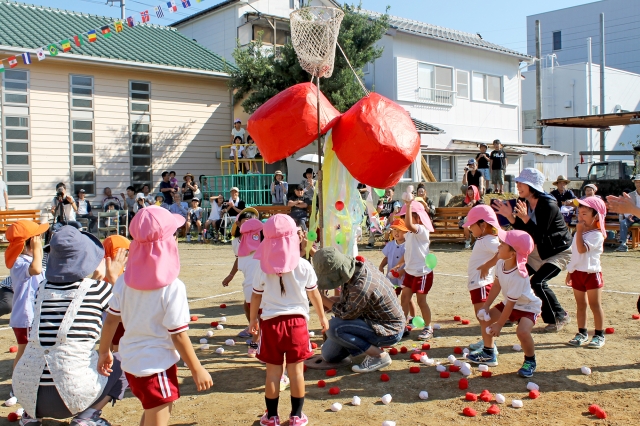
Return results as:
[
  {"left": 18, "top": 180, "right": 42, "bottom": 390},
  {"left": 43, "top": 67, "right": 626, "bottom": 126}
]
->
[
  {"left": 0, "top": 209, "right": 42, "bottom": 241},
  {"left": 431, "top": 206, "right": 471, "bottom": 243},
  {"left": 253, "top": 205, "right": 312, "bottom": 220}
]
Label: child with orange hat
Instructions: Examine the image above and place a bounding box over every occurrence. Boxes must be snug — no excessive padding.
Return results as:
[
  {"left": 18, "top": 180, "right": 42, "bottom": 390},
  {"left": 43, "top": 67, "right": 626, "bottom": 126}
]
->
[
  {"left": 5, "top": 220, "right": 49, "bottom": 371},
  {"left": 102, "top": 235, "right": 131, "bottom": 353}
]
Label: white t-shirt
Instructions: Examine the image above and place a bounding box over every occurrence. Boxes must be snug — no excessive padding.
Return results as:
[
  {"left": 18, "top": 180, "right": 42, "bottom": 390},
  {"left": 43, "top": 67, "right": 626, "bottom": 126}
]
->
[
  {"left": 208, "top": 202, "right": 222, "bottom": 221},
  {"left": 403, "top": 225, "right": 431, "bottom": 277},
  {"left": 382, "top": 240, "right": 405, "bottom": 286},
  {"left": 566, "top": 229, "right": 604, "bottom": 273},
  {"left": 107, "top": 277, "right": 191, "bottom": 377},
  {"left": 231, "top": 127, "right": 245, "bottom": 142},
  {"left": 253, "top": 258, "right": 318, "bottom": 321},
  {"left": 495, "top": 260, "right": 542, "bottom": 314},
  {"left": 467, "top": 235, "right": 500, "bottom": 290},
  {"left": 238, "top": 254, "right": 261, "bottom": 303}
]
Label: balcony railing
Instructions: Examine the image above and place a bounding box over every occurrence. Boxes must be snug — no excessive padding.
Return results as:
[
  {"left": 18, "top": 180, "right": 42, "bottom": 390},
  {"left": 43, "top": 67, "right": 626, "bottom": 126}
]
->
[{"left": 416, "top": 87, "right": 455, "bottom": 106}]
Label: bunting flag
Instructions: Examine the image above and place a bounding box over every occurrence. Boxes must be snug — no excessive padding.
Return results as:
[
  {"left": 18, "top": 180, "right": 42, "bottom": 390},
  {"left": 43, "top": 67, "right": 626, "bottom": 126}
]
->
[
  {"left": 167, "top": 1, "right": 177, "bottom": 12},
  {"left": 61, "top": 39, "right": 72, "bottom": 52},
  {"left": 21, "top": 52, "right": 31, "bottom": 65},
  {"left": 36, "top": 48, "right": 46, "bottom": 61},
  {"left": 182, "top": 0, "right": 191, "bottom": 8},
  {"left": 115, "top": 20, "right": 124, "bottom": 32},
  {"left": 101, "top": 25, "right": 112, "bottom": 38},
  {"left": 88, "top": 30, "right": 97, "bottom": 42},
  {"left": 74, "top": 35, "right": 84, "bottom": 47},
  {"left": 8, "top": 56, "right": 18, "bottom": 68},
  {"left": 127, "top": 16, "right": 136, "bottom": 27},
  {"left": 141, "top": 10, "right": 150, "bottom": 23},
  {"left": 48, "top": 44, "right": 59, "bottom": 56},
  {"left": 155, "top": 6, "right": 164, "bottom": 18}
]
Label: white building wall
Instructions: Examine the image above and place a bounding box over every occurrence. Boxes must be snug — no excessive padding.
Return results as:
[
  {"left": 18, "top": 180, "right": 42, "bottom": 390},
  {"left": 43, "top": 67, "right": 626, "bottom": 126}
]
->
[{"left": 526, "top": 0, "right": 640, "bottom": 76}]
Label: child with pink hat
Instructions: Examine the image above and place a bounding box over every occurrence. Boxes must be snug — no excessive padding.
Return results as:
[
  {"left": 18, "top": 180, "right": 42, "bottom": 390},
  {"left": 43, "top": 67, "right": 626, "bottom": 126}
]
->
[
  {"left": 565, "top": 196, "right": 608, "bottom": 349},
  {"left": 461, "top": 205, "right": 502, "bottom": 356},
  {"left": 97, "top": 206, "right": 212, "bottom": 426},
  {"left": 468, "top": 229, "right": 542, "bottom": 378},
  {"left": 400, "top": 199, "right": 435, "bottom": 341},
  {"left": 250, "top": 214, "right": 328, "bottom": 426},
  {"left": 238, "top": 218, "right": 263, "bottom": 357}
]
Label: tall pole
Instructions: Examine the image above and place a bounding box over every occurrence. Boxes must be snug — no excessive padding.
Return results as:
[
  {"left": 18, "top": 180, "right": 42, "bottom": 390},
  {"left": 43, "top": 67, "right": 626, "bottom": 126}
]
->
[
  {"left": 535, "top": 20, "right": 543, "bottom": 146},
  {"left": 316, "top": 77, "right": 323, "bottom": 247},
  {"left": 120, "top": 0, "right": 126, "bottom": 20},
  {"left": 587, "top": 37, "right": 593, "bottom": 166},
  {"left": 599, "top": 13, "right": 606, "bottom": 161}
]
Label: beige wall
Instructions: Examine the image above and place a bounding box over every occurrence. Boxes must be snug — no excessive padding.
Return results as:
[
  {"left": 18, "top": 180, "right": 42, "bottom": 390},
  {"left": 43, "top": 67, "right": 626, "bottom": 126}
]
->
[{"left": 2, "top": 58, "right": 231, "bottom": 210}]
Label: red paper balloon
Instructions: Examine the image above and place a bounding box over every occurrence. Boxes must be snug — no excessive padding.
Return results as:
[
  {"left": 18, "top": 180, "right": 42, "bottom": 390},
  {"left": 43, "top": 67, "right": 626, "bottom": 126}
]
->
[
  {"left": 400, "top": 346, "right": 408, "bottom": 353},
  {"left": 529, "top": 390, "right": 540, "bottom": 399},
  {"left": 449, "top": 365, "right": 460, "bottom": 373},
  {"left": 210, "top": 321, "right": 219, "bottom": 327},
  {"left": 335, "top": 201, "right": 345, "bottom": 211},
  {"left": 190, "top": 315, "right": 198, "bottom": 322},
  {"left": 421, "top": 343, "right": 430, "bottom": 350},
  {"left": 453, "top": 347, "right": 463, "bottom": 354},
  {"left": 461, "top": 319, "right": 470, "bottom": 325},
  {"left": 482, "top": 371, "right": 493, "bottom": 378},
  {"left": 9, "top": 346, "right": 18, "bottom": 353},
  {"left": 219, "top": 304, "right": 226, "bottom": 309},
  {"left": 248, "top": 83, "right": 340, "bottom": 164},
  {"left": 454, "top": 315, "right": 461, "bottom": 321},
  {"left": 7, "top": 412, "right": 19, "bottom": 422},
  {"left": 311, "top": 342, "right": 318, "bottom": 349},
  {"left": 632, "top": 314, "right": 640, "bottom": 320},
  {"left": 588, "top": 404, "right": 600, "bottom": 414},
  {"left": 390, "top": 270, "right": 399, "bottom": 278},
  {"left": 480, "top": 393, "right": 493, "bottom": 402},
  {"left": 605, "top": 327, "right": 615, "bottom": 334},
  {"left": 327, "top": 93, "right": 420, "bottom": 189},
  {"left": 410, "top": 353, "right": 422, "bottom": 362},
  {"left": 595, "top": 408, "right": 607, "bottom": 419}
]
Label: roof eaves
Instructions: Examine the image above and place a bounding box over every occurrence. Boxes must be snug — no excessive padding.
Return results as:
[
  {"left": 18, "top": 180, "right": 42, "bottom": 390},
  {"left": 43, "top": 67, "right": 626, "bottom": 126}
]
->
[{"left": 171, "top": 0, "right": 240, "bottom": 27}]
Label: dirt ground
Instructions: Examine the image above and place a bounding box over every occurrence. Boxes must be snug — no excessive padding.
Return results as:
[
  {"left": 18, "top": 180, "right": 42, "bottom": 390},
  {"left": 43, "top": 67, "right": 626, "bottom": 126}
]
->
[{"left": 0, "top": 242, "right": 638, "bottom": 425}]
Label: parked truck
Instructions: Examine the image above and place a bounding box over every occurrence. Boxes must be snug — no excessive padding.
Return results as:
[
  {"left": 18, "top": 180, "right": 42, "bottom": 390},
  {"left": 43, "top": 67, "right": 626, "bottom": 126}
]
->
[{"left": 579, "top": 159, "right": 637, "bottom": 197}]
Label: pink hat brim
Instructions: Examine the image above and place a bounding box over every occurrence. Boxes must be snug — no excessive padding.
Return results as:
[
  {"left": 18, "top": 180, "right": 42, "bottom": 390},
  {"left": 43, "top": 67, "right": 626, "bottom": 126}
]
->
[
  {"left": 253, "top": 234, "right": 300, "bottom": 275},
  {"left": 497, "top": 229, "right": 533, "bottom": 278},
  {"left": 463, "top": 205, "right": 501, "bottom": 231},
  {"left": 399, "top": 201, "right": 434, "bottom": 232},
  {"left": 576, "top": 197, "right": 607, "bottom": 236}
]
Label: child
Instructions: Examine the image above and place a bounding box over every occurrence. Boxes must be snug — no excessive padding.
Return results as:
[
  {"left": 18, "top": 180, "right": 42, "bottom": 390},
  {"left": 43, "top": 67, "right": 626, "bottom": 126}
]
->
[
  {"left": 243, "top": 136, "right": 260, "bottom": 174},
  {"left": 400, "top": 199, "right": 435, "bottom": 340},
  {"left": 462, "top": 205, "right": 501, "bottom": 353},
  {"left": 169, "top": 170, "right": 179, "bottom": 190},
  {"left": 98, "top": 206, "right": 212, "bottom": 426},
  {"left": 469, "top": 229, "right": 542, "bottom": 378},
  {"left": 186, "top": 197, "right": 203, "bottom": 243},
  {"left": 565, "top": 197, "right": 607, "bottom": 349},
  {"left": 250, "top": 214, "right": 328, "bottom": 426},
  {"left": 5, "top": 220, "right": 48, "bottom": 371},
  {"left": 238, "top": 218, "right": 263, "bottom": 357},
  {"left": 230, "top": 136, "right": 244, "bottom": 173},
  {"left": 102, "top": 235, "right": 131, "bottom": 354}
]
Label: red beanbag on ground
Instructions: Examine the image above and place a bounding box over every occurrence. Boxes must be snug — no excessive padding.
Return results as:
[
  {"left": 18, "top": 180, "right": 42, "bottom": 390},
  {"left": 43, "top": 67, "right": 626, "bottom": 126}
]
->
[
  {"left": 465, "top": 392, "right": 477, "bottom": 401},
  {"left": 248, "top": 83, "right": 340, "bottom": 164},
  {"left": 329, "top": 387, "right": 340, "bottom": 395},
  {"left": 380, "top": 373, "right": 390, "bottom": 382},
  {"left": 487, "top": 404, "right": 500, "bottom": 415},
  {"left": 409, "top": 366, "right": 420, "bottom": 374},
  {"left": 439, "top": 372, "right": 450, "bottom": 378},
  {"left": 459, "top": 379, "right": 468, "bottom": 390},
  {"left": 400, "top": 346, "right": 408, "bottom": 354},
  {"left": 389, "top": 348, "right": 398, "bottom": 355},
  {"left": 326, "top": 369, "right": 337, "bottom": 377},
  {"left": 327, "top": 93, "right": 420, "bottom": 189},
  {"left": 462, "top": 407, "right": 477, "bottom": 417}
]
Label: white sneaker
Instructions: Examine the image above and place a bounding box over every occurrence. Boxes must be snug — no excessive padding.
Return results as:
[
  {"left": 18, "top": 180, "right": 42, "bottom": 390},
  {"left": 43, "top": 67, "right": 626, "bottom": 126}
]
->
[
  {"left": 352, "top": 353, "right": 392, "bottom": 373},
  {"left": 464, "top": 240, "right": 471, "bottom": 249},
  {"left": 186, "top": 235, "right": 191, "bottom": 243}
]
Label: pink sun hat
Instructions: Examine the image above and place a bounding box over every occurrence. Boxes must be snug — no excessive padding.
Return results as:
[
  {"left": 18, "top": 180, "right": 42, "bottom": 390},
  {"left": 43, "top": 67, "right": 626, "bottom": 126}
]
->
[
  {"left": 238, "top": 218, "right": 263, "bottom": 257},
  {"left": 498, "top": 229, "right": 534, "bottom": 278},
  {"left": 576, "top": 196, "right": 607, "bottom": 236},
  {"left": 253, "top": 214, "right": 300, "bottom": 275},
  {"left": 397, "top": 201, "right": 434, "bottom": 232},
  {"left": 125, "top": 205, "right": 186, "bottom": 290},
  {"left": 463, "top": 205, "right": 501, "bottom": 230}
]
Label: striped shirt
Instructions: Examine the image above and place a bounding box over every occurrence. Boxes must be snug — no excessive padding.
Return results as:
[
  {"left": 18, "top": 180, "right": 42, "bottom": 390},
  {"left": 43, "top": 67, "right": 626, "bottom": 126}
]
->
[{"left": 37, "top": 279, "right": 112, "bottom": 385}]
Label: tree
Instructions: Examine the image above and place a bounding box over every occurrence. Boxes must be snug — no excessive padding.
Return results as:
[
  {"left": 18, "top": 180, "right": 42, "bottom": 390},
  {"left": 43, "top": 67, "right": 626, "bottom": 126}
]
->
[{"left": 227, "top": 3, "right": 390, "bottom": 114}]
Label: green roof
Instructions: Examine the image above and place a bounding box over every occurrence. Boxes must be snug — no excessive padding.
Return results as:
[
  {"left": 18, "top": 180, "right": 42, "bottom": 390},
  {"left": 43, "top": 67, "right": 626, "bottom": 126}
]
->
[{"left": 0, "top": 0, "right": 232, "bottom": 74}]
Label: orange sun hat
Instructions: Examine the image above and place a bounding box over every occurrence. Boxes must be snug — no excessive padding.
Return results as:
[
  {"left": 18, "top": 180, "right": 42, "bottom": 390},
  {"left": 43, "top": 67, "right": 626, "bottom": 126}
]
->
[
  {"left": 390, "top": 218, "right": 409, "bottom": 232},
  {"left": 5, "top": 220, "right": 50, "bottom": 269},
  {"left": 102, "top": 235, "right": 131, "bottom": 282}
]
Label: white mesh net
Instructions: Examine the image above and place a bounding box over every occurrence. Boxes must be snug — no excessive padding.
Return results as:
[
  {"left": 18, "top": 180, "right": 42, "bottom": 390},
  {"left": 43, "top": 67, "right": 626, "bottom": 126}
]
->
[{"left": 290, "top": 7, "right": 345, "bottom": 79}]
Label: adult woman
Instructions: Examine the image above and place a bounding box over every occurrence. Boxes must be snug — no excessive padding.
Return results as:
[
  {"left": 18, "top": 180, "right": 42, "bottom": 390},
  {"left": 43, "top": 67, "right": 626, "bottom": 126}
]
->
[
  {"left": 13, "top": 226, "right": 127, "bottom": 424},
  {"left": 182, "top": 173, "right": 198, "bottom": 203},
  {"left": 300, "top": 168, "right": 316, "bottom": 199},
  {"left": 270, "top": 171, "right": 288, "bottom": 206},
  {"left": 492, "top": 168, "right": 572, "bottom": 332},
  {"left": 462, "top": 159, "right": 485, "bottom": 194}
]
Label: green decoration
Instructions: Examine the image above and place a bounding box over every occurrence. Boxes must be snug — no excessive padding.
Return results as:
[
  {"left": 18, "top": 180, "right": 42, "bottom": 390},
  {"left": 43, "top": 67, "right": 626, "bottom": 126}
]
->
[
  {"left": 411, "top": 316, "right": 425, "bottom": 328},
  {"left": 307, "top": 230, "right": 317, "bottom": 242},
  {"left": 374, "top": 188, "right": 385, "bottom": 197},
  {"left": 335, "top": 232, "right": 346, "bottom": 245},
  {"left": 425, "top": 253, "right": 438, "bottom": 269}
]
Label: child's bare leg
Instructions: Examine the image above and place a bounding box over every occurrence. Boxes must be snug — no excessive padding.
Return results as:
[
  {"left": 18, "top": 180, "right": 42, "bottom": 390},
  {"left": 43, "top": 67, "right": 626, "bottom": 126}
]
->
[
  {"left": 587, "top": 288, "right": 604, "bottom": 330},
  {"left": 573, "top": 289, "right": 588, "bottom": 330},
  {"left": 196, "top": 221, "right": 202, "bottom": 233},
  {"left": 265, "top": 363, "right": 284, "bottom": 399},
  {"left": 516, "top": 318, "right": 535, "bottom": 357},
  {"left": 400, "top": 287, "right": 412, "bottom": 319},
  {"left": 12, "top": 343, "right": 27, "bottom": 370},
  {"left": 415, "top": 293, "right": 431, "bottom": 326},
  {"left": 473, "top": 303, "right": 490, "bottom": 344},
  {"left": 141, "top": 402, "right": 172, "bottom": 426},
  {"left": 482, "top": 307, "right": 502, "bottom": 348},
  {"left": 286, "top": 362, "right": 304, "bottom": 398},
  {"left": 409, "top": 297, "right": 417, "bottom": 317}
]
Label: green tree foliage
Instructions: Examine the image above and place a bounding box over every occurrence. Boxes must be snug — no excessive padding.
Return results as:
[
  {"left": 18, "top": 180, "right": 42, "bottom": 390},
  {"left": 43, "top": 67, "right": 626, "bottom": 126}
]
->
[{"left": 227, "top": 3, "right": 390, "bottom": 114}]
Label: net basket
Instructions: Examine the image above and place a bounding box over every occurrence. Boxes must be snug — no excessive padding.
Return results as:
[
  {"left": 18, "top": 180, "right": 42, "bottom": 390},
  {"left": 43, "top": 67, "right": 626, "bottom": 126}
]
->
[{"left": 289, "top": 7, "right": 344, "bottom": 79}]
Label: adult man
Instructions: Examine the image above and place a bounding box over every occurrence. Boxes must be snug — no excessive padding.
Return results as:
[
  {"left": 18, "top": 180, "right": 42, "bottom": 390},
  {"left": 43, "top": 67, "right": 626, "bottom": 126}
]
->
[
  {"left": 101, "top": 187, "right": 123, "bottom": 211},
  {"left": 314, "top": 248, "right": 405, "bottom": 373},
  {"left": 288, "top": 184, "right": 311, "bottom": 229},
  {"left": 475, "top": 143, "right": 491, "bottom": 189},
  {"left": 51, "top": 183, "right": 81, "bottom": 229},
  {"left": 75, "top": 189, "right": 96, "bottom": 232},
  {"left": 462, "top": 159, "right": 485, "bottom": 195},
  {"left": 550, "top": 175, "right": 576, "bottom": 207},
  {"left": 160, "top": 171, "right": 175, "bottom": 205},
  {"left": 615, "top": 174, "right": 640, "bottom": 252},
  {"left": 368, "top": 187, "right": 400, "bottom": 248},
  {"left": 490, "top": 139, "right": 508, "bottom": 195},
  {"left": 0, "top": 170, "right": 9, "bottom": 211}
]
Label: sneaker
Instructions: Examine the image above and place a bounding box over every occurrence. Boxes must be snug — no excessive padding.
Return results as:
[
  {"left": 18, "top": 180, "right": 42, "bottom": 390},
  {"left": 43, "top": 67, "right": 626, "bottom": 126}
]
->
[
  {"left": 587, "top": 335, "right": 605, "bottom": 349},
  {"left": 198, "top": 235, "right": 202, "bottom": 243},
  {"left": 467, "top": 348, "right": 498, "bottom": 367},
  {"left": 70, "top": 410, "right": 112, "bottom": 426},
  {"left": 517, "top": 359, "right": 537, "bottom": 378},
  {"left": 186, "top": 235, "right": 191, "bottom": 243},
  {"left": 544, "top": 312, "right": 571, "bottom": 332},
  {"left": 20, "top": 414, "right": 41, "bottom": 426},
  {"left": 260, "top": 413, "right": 280, "bottom": 426},
  {"left": 464, "top": 239, "right": 471, "bottom": 249},
  {"left": 567, "top": 332, "right": 589, "bottom": 346},
  {"left": 366, "top": 243, "right": 374, "bottom": 248},
  {"left": 615, "top": 244, "right": 629, "bottom": 252},
  {"left": 289, "top": 413, "right": 309, "bottom": 426},
  {"left": 468, "top": 340, "right": 499, "bottom": 354},
  {"left": 418, "top": 327, "right": 433, "bottom": 341},
  {"left": 248, "top": 342, "right": 258, "bottom": 357},
  {"left": 352, "top": 353, "right": 392, "bottom": 373},
  {"left": 279, "top": 375, "right": 290, "bottom": 391},
  {"left": 238, "top": 327, "right": 252, "bottom": 338}
]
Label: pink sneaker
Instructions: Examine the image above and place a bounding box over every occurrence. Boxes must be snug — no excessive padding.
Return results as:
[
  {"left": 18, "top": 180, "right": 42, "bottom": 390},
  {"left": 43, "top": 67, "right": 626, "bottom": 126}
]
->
[
  {"left": 289, "top": 413, "right": 309, "bottom": 426},
  {"left": 260, "top": 412, "right": 280, "bottom": 426},
  {"left": 248, "top": 342, "right": 258, "bottom": 358}
]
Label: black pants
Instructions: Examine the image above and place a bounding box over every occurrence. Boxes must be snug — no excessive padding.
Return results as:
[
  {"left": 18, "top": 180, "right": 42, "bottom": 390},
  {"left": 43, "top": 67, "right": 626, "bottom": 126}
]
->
[{"left": 527, "top": 263, "right": 566, "bottom": 324}]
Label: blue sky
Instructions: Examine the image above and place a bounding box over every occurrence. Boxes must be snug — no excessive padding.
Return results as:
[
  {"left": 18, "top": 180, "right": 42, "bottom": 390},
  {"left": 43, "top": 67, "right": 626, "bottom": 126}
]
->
[{"left": 25, "top": 0, "right": 598, "bottom": 54}]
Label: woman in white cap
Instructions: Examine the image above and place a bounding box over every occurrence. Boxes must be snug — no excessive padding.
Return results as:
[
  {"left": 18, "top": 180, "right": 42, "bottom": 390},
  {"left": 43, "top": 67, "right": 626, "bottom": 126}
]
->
[{"left": 491, "top": 168, "right": 572, "bottom": 332}]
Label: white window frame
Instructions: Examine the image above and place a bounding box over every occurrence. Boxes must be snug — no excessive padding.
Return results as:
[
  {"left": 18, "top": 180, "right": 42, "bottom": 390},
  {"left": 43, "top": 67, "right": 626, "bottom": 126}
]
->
[
  {"left": 129, "top": 81, "right": 152, "bottom": 190},
  {"left": 2, "top": 69, "right": 31, "bottom": 198},
  {"left": 69, "top": 74, "right": 96, "bottom": 196},
  {"left": 456, "top": 70, "right": 469, "bottom": 99},
  {"left": 471, "top": 71, "right": 503, "bottom": 104},
  {"left": 416, "top": 61, "right": 455, "bottom": 106},
  {"left": 423, "top": 154, "right": 455, "bottom": 182}
]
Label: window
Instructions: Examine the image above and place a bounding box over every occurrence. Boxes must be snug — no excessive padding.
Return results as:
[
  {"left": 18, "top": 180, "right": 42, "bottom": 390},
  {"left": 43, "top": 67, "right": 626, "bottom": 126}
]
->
[
  {"left": 69, "top": 75, "right": 95, "bottom": 195},
  {"left": 417, "top": 63, "right": 454, "bottom": 105},
  {"left": 2, "top": 70, "right": 31, "bottom": 196},
  {"left": 472, "top": 72, "right": 502, "bottom": 103},
  {"left": 401, "top": 164, "right": 413, "bottom": 181},
  {"left": 456, "top": 70, "right": 469, "bottom": 99},
  {"left": 252, "top": 26, "right": 291, "bottom": 46},
  {"left": 423, "top": 155, "right": 454, "bottom": 181},
  {"left": 130, "top": 81, "right": 152, "bottom": 190},
  {"left": 553, "top": 31, "right": 562, "bottom": 51},
  {"left": 523, "top": 110, "right": 537, "bottom": 130}
]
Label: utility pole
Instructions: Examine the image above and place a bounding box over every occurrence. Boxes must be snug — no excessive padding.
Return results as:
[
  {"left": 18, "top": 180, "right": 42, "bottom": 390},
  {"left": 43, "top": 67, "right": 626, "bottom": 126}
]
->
[
  {"left": 535, "top": 20, "right": 543, "bottom": 146},
  {"left": 107, "top": 0, "right": 126, "bottom": 20},
  {"left": 599, "top": 13, "right": 606, "bottom": 160},
  {"left": 587, "top": 37, "right": 593, "bottom": 166}
]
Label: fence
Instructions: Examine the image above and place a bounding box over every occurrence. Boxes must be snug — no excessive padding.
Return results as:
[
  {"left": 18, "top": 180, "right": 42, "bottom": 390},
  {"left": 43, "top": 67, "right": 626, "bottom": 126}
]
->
[
  {"left": 201, "top": 174, "right": 284, "bottom": 206},
  {"left": 220, "top": 144, "right": 266, "bottom": 175}
]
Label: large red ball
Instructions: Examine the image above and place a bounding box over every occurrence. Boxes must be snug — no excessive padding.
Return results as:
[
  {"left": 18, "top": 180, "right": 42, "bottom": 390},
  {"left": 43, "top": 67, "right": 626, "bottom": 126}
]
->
[{"left": 248, "top": 83, "right": 340, "bottom": 164}]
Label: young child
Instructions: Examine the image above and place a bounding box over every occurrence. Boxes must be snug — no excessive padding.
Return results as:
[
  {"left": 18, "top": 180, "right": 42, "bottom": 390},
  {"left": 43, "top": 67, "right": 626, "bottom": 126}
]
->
[
  {"left": 400, "top": 199, "right": 435, "bottom": 340},
  {"left": 462, "top": 205, "right": 501, "bottom": 354},
  {"left": 169, "top": 170, "right": 179, "bottom": 190},
  {"left": 469, "top": 229, "right": 542, "bottom": 378},
  {"left": 230, "top": 136, "right": 244, "bottom": 173},
  {"left": 98, "top": 206, "right": 212, "bottom": 426},
  {"left": 5, "top": 221, "right": 48, "bottom": 370},
  {"left": 250, "top": 214, "right": 328, "bottom": 426},
  {"left": 565, "top": 197, "right": 607, "bottom": 349},
  {"left": 186, "top": 197, "right": 203, "bottom": 243},
  {"left": 102, "top": 235, "right": 131, "bottom": 353}
]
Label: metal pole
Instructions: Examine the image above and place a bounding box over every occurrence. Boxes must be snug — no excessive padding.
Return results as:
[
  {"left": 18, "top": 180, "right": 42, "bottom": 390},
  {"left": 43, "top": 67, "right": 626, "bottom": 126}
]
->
[
  {"left": 587, "top": 37, "right": 593, "bottom": 166},
  {"left": 535, "top": 20, "right": 543, "bottom": 146},
  {"left": 121, "top": 0, "right": 125, "bottom": 20},
  {"left": 599, "top": 13, "right": 606, "bottom": 161},
  {"left": 316, "top": 77, "right": 323, "bottom": 247}
]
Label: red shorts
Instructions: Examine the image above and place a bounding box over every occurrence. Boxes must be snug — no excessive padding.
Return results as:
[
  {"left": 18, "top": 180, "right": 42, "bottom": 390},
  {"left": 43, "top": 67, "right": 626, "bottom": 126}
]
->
[
  {"left": 494, "top": 302, "right": 538, "bottom": 324},
  {"left": 12, "top": 327, "right": 28, "bottom": 345},
  {"left": 112, "top": 323, "right": 125, "bottom": 345},
  {"left": 569, "top": 271, "right": 604, "bottom": 292},
  {"left": 469, "top": 284, "right": 493, "bottom": 305},
  {"left": 402, "top": 272, "right": 433, "bottom": 294},
  {"left": 257, "top": 315, "right": 313, "bottom": 365},
  {"left": 125, "top": 364, "right": 180, "bottom": 409}
]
